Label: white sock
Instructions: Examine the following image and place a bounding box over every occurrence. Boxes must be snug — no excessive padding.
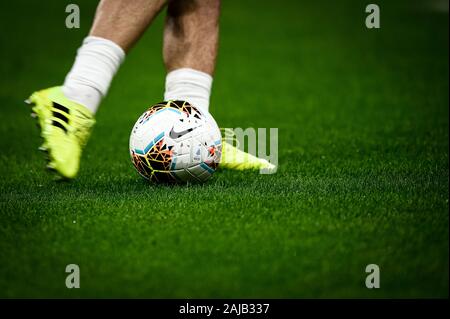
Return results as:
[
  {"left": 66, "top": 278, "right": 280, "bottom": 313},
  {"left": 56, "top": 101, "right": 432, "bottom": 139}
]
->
[
  {"left": 62, "top": 36, "right": 125, "bottom": 114},
  {"left": 164, "top": 68, "right": 213, "bottom": 113}
]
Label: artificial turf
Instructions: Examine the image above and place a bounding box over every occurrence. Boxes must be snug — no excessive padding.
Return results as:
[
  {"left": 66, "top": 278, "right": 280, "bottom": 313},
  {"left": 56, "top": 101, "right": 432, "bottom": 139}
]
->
[{"left": 0, "top": 0, "right": 448, "bottom": 298}]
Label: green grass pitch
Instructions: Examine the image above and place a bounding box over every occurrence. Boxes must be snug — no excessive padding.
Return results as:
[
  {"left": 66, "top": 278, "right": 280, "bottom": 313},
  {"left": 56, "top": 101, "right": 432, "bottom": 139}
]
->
[{"left": 0, "top": 0, "right": 448, "bottom": 298}]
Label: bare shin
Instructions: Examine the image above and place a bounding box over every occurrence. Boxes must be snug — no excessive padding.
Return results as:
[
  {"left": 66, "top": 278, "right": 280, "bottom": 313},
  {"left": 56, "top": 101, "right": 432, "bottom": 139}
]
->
[
  {"left": 90, "top": 0, "right": 167, "bottom": 52},
  {"left": 163, "top": 0, "right": 220, "bottom": 75}
]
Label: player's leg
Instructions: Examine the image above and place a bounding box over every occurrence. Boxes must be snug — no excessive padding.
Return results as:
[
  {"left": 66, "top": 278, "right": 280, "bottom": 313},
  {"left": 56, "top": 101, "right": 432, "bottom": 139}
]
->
[
  {"left": 162, "top": 0, "right": 219, "bottom": 112},
  {"left": 64, "top": 0, "right": 166, "bottom": 113},
  {"left": 27, "top": 0, "right": 166, "bottom": 179},
  {"left": 162, "top": 0, "right": 275, "bottom": 172},
  {"left": 90, "top": 0, "right": 166, "bottom": 53}
]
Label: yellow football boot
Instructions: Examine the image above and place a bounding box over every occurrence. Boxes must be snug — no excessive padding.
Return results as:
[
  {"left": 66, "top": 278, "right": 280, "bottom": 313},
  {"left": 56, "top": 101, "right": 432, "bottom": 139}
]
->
[
  {"left": 220, "top": 141, "right": 277, "bottom": 173},
  {"left": 26, "top": 87, "right": 95, "bottom": 179}
]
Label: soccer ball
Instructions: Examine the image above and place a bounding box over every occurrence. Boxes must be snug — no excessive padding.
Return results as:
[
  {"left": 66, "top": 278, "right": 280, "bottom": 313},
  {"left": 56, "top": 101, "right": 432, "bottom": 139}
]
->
[{"left": 129, "top": 100, "right": 222, "bottom": 183}]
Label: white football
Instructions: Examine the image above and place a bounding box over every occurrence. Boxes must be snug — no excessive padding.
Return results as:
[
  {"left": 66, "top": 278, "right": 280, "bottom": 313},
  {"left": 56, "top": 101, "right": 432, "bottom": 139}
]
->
[{"left": 129, "top": 100, "right": 222, "bottom": 183}]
